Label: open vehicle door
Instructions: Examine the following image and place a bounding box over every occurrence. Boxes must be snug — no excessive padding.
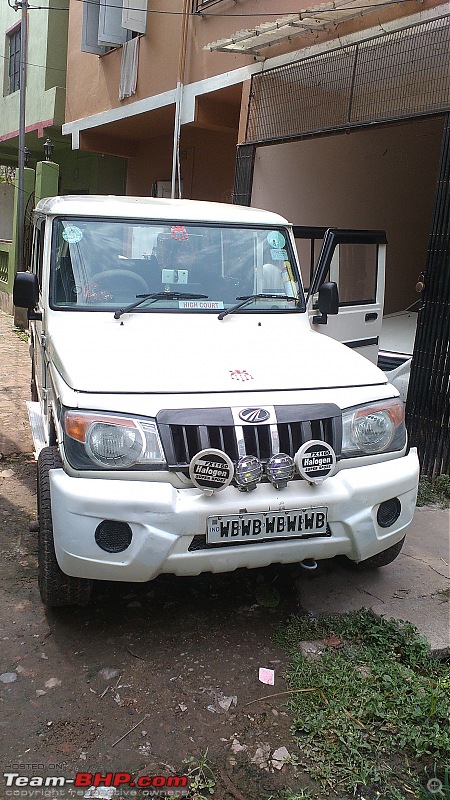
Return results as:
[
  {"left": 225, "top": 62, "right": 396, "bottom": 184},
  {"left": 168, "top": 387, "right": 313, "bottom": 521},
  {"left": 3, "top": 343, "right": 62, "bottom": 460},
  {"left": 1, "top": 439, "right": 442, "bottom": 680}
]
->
[{"left": 293, "top": 227, "right": 387, "bottom": 365}]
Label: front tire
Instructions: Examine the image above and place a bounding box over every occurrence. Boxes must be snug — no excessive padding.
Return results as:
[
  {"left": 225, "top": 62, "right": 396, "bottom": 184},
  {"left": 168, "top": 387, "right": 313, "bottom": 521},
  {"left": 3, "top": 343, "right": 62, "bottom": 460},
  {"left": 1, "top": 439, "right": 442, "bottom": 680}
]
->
[
  {"left": 344, "top": 536, "right": 405, "bottom": 570},
  {"left": 37, "top": 446, "right": 93, "bottom": 607}
]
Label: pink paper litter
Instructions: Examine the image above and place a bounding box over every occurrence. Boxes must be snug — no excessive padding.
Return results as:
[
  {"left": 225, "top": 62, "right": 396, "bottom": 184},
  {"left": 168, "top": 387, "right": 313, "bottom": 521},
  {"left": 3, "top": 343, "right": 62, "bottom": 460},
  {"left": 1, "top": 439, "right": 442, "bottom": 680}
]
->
[{"left": 258, "top": 667, "right": 275, "bottom": 685}]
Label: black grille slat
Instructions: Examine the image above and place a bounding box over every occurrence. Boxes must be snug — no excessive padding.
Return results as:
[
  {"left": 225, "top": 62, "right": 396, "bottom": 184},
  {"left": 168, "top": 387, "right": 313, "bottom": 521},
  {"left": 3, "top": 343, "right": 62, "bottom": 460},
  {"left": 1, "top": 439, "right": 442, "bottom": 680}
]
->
[
  {"left": 243, "top": 425, "right": 272, "bottom": 460},
  {"left": 207, "top": 425, "right": 221, "bottom": 451},
  {"left": 198, "top": 425, "right": 210, "bottom": 451},
  {"left": 311, "top": 419, "right": 323, "bottom": 440},
  {"left": 278, "top": 422, "right": 293, "bottom": 455},
  {"left": 300, "top": 420, "right": 313, "bottom": 444},
  {"left": 157, "top": 404, "right": 341, "bottom": 469},
  {"left": 258, "top": 426, "right": 272, "bottom": 459},
  {"left": 187, "top": 427, "right": 201, "bottom": 460},
  {"left": 174, "top": 426, "right": 189, "bottom": 464}
]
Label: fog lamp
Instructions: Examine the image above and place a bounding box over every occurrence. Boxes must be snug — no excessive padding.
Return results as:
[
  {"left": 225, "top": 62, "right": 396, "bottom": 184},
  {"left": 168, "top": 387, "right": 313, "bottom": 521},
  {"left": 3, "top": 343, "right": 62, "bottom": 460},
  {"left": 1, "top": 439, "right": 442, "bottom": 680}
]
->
[
  {"left": 235, "top": 455, "right": 263, "bottom": 491},
  {"left": 266, "top": 453, "right": 295, "bottom": 489},
  {"left": 377, "top": 498, "right": 401, "bottom": 528},
  {"left": 95, "top": 520, "right": 132, "bottom": 553}
]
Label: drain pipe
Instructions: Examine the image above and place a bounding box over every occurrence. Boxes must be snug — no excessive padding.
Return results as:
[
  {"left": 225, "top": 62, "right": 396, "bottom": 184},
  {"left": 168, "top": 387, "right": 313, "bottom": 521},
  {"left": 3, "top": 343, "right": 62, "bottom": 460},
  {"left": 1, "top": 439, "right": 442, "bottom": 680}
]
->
[{"left": 171, "top": 0, "right": 190, "bottom": 199}]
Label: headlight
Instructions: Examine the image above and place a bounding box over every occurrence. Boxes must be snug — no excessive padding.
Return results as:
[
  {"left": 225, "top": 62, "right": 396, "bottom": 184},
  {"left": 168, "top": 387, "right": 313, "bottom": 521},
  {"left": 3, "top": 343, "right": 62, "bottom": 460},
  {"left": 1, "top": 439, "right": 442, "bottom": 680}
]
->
[
  {"left": 63, "top": 410, "right": 166, "bottom": 470},
  {"left": 342, "top": 399, "right": 406, "bottom": 456}
]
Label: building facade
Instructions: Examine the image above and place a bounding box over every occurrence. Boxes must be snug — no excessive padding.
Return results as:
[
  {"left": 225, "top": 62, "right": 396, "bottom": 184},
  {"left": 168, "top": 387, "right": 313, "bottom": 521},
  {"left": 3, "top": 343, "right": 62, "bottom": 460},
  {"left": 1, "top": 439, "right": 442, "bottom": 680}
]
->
[
  {"left": 62, "top": 0, "right": 449, "bottom": 474},
  {"left": 0, "top": 0, "right": 127, "bottom": 197}
]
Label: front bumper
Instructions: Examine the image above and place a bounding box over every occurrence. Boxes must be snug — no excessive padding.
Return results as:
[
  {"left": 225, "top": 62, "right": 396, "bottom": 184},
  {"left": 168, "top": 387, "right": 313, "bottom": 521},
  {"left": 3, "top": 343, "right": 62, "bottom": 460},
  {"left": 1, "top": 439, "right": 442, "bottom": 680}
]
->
[{"left": 50, "top": 450, "right": 419, "bottom": 581}]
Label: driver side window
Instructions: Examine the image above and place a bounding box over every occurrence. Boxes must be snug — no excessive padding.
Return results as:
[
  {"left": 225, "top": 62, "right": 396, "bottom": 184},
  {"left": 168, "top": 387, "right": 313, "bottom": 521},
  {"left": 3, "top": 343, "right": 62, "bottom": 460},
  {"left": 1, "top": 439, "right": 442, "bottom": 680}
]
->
[{"left": 31, "top": 221, "right": 45, "bottom": 293}]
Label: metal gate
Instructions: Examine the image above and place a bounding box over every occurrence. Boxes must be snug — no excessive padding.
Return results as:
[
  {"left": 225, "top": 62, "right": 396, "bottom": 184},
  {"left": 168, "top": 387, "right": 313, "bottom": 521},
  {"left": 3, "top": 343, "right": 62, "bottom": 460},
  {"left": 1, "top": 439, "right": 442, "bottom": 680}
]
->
[
  {"left": 23, "top": 191, "right": 35, "bottom": 271},
  {"left": 406, "top": 114, "right": 450, "bottom": 478},
  {"left": 245, "top": 15, "right": 450, "bottom": 144}
]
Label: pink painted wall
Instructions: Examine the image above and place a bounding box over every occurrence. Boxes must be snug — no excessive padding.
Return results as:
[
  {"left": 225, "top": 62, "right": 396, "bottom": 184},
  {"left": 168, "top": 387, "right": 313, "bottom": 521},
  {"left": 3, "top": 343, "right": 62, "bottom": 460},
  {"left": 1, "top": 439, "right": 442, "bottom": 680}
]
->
[{"left": 251, "top": 116, "right": 443, "bottom": 313}]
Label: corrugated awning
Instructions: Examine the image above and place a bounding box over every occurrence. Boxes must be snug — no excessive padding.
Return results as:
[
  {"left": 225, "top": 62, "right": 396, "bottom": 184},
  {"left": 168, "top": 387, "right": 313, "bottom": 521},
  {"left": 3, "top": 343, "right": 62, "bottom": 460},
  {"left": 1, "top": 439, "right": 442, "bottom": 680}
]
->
[{"left": 204, "top": 0, "right": 393, "bottom": 54}]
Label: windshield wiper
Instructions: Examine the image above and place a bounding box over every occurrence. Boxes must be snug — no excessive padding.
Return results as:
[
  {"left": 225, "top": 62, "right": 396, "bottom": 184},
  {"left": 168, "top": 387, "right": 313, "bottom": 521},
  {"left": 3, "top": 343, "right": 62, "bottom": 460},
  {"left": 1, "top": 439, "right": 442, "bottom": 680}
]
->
[
  {"left": 218, "top": 294, "right": 298, "bottom": 321},
  {"left": 114, "top": 292, "right": 208, "bottom": 319}
]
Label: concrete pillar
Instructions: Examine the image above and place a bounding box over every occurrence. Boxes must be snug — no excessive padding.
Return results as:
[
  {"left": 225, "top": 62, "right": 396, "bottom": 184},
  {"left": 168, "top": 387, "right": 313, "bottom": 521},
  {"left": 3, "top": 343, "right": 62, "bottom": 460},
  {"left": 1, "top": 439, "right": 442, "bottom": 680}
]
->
[
  {"left": 11, "top": 166, "right": 35, "bottom": 276},
  {"left": 35, "top": 160, "right": 59, "bottom": 205}
]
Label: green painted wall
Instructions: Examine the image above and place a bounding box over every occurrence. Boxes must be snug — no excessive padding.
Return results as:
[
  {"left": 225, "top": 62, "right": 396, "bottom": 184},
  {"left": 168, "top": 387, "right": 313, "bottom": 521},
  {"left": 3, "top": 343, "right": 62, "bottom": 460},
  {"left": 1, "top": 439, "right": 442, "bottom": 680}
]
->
[
  {"left": 0, "top": 0, "right": 68, "bottom": 142},
  {"left": 45, "top": 3, "right": 69, "bottom": 92},
  {"left": 58, "top": 151, "right": 127, "bottom": 196},
  {"left": 35, "top": 160, "right": 59, "bottom": 205}
]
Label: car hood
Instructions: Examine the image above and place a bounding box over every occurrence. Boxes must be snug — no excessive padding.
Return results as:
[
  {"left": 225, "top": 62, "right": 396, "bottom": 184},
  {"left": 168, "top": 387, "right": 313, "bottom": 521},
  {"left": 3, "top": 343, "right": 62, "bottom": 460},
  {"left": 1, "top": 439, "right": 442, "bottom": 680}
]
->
[{"left": 47, "top": 311, "right": 387, "bottom": 394}]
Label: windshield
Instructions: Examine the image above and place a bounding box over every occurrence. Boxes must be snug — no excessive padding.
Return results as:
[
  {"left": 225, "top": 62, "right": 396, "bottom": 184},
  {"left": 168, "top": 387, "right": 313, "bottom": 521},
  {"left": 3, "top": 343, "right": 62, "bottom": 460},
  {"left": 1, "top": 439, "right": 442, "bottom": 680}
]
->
[{"left": 50, "top": 218, "right": 305, "bottom": 313}]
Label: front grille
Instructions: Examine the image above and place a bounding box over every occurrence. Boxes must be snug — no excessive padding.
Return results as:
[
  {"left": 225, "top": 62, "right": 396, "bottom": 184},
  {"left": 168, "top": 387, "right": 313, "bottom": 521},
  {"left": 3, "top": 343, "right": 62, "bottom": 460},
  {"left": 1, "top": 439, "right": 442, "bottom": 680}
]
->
[{"left": 157, "top": 404, "right": 341, "bottom": 471}]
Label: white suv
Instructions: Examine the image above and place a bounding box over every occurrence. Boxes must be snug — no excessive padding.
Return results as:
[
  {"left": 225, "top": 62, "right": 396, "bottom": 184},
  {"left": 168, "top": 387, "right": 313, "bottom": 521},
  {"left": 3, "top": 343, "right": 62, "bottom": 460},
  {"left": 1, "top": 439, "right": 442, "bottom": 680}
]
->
[{"left": 13, "top": 196, "right": 419, "bottom": 606}]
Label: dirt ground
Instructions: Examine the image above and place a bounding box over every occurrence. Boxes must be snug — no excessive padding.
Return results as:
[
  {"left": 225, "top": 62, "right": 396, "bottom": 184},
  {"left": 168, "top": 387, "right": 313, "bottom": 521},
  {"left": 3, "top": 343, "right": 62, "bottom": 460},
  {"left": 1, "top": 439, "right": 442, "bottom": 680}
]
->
[{"left": 0, "top": 453, "right": 325, "bottom": 800}]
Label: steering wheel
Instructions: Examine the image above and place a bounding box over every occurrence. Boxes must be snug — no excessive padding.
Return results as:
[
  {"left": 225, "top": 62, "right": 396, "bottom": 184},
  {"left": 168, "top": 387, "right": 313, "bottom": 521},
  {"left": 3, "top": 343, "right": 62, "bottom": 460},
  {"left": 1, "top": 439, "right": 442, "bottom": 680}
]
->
[{"left": 90, "top": 270, "right": 149, "bottom": 301}]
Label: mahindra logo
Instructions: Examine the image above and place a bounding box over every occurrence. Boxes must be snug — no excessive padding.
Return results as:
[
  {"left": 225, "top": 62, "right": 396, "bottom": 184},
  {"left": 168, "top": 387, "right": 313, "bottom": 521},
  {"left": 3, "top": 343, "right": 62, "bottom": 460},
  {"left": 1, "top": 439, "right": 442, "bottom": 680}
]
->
[{"left": 239, "top": 408, "right": 270, "bottom": 423}]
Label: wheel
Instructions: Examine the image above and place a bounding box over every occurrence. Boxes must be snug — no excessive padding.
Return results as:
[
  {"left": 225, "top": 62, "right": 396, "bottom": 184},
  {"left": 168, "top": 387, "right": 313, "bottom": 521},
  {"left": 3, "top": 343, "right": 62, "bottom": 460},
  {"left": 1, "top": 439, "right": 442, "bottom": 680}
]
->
[
  {"left": 344, "top": 537, "right": 405, "bottom": 570},
  {"left": 37, "top": 446, "right": 93, "bottom": 607},
  {"left": 90, "top": 269, "right": 149, "bottom": 301}
]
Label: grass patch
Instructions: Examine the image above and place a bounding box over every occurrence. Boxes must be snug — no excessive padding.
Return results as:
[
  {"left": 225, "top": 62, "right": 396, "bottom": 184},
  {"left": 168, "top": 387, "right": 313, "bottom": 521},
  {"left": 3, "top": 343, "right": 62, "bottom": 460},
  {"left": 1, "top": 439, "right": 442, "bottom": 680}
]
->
[
  {"left": 183, "top": 751, "right": 216, "bottom": 798},
  {"left": 417, "top": 474, "right": 450, "bottom": 509},
  {"left": 275, "top": 609, "right": 450, "bottom": 799},
  {"left": 13, "top": 326, "right": 29, "bottom": 343}
]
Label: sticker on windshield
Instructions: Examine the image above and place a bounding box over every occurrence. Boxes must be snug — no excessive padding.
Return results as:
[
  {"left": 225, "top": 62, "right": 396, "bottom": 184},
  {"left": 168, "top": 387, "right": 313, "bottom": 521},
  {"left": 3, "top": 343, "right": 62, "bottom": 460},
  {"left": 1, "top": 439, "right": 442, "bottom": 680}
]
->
[
  {"left": 179, "top": 300, "right": 224, "bottom": 310},
  {"left": 267, "top": 231, "right": 285, "bottom": 249},
  {"left": 162, "top": 269, "right": 188, "bottom": 284},
  {"left": 271, "top": 248, "right": 288, "bottom": 261},
  {"left": 171, "top": 225, "right": 189, "bottom": 240},
  {"left": 62, "top": 225, "right": 83, "bottom": 244}
]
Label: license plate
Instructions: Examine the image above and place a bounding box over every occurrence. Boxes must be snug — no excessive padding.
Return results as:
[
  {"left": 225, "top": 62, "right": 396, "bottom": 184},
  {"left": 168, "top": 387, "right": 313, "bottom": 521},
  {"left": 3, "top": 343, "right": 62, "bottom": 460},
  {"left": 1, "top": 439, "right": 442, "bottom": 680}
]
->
[{"left": 207, "top": 507, "right": 328, "bottom": 544}]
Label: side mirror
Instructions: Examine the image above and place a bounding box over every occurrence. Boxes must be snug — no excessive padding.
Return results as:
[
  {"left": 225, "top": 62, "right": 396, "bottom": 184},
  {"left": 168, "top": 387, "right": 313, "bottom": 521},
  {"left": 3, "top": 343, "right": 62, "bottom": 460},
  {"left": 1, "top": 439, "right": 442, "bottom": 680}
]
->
[
  {"left": 312, "top": 281, "right": 339, "bottom": 325},
  {"left": 13, "top": 272, "right": 39, "bottom": 311}
]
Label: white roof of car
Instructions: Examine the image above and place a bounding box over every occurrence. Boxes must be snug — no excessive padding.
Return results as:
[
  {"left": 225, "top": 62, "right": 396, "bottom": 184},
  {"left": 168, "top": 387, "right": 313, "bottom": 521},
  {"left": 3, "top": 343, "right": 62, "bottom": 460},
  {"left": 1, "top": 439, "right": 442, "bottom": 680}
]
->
[{"left": 34, "top": 195, "right": 290, "bottom": 226}]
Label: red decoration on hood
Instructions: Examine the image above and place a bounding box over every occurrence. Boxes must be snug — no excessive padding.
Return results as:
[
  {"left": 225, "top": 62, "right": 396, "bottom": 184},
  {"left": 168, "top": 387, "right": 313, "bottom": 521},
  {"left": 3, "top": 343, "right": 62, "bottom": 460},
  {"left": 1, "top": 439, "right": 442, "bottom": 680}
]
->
[{"left": 230, "top": 369, "right": 254, "bottom": 382}]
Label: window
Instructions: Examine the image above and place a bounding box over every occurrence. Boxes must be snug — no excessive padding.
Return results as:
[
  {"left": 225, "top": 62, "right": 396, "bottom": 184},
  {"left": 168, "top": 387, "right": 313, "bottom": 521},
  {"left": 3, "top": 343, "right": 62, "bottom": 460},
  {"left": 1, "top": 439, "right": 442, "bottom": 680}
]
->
[
  {"left": 194, "top": 0, "right": 224, "bottom": 10},
  {"left": 31, "top": 222, "right": 45, "bottom": 290},
  {"left": 6, "top": 24, "right": 21, "bottom": 94},
  {"left": 334, "top": 243, "right": 378, "bottom": 305},
  {"left": 81, "top": 0, "right": 147, "bottom": 54},
  {"left": 50, "top": 217, "right": 304, "bottom": 313}
]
